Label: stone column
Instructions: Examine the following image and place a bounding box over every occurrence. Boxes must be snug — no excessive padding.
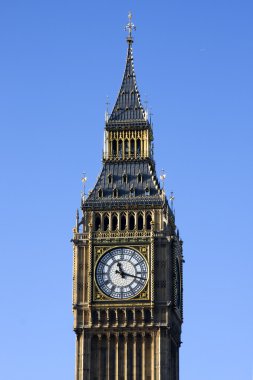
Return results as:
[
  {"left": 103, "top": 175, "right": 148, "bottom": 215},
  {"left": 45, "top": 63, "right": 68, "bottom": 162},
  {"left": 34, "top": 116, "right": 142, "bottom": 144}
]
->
[
  {"left": 115, "top": 333, "right": 119, "bottom": 379},
  {"left": 98, "top": 309, "right": 101, "bottom": 327},
  {"left": 75, "top": 333, "right": 80, "bottom": 380},
  {"left": 133, "top": 309, "right": 136, "bottom": 326},
  {"left": 151, "top": 332, "right": 155, "bottom": 380},
  {"left": 141, "top": 308, "right": 144, "bottom": 326},
  {"left": 106, "top": 308, "right": 109, "bottom": 327},
  {"left": 155, "top": 330, "right": 160, "bottom": 380},
  {"left": 124, "top": 333, "right": 128, "bottom": 380}
]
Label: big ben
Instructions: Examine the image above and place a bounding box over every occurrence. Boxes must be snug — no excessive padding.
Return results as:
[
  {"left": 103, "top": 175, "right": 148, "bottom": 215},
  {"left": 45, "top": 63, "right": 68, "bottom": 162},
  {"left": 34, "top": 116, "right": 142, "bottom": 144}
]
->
[{"left": 72, "top": 13, "right": 183, "bottom": 380}]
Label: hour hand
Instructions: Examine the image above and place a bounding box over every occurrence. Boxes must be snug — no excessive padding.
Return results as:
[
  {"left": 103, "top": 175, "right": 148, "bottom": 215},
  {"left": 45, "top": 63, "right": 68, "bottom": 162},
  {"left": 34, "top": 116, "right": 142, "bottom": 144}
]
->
[
  {"left": 117, "top": 262, "right": 123, "bottom": 270},
  {"left": 115, "top": 262, "right": 125, "bottom": 278}
]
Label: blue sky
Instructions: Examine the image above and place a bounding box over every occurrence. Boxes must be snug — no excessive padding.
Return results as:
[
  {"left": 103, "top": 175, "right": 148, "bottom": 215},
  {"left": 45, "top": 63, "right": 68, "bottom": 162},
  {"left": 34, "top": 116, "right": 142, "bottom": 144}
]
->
[{"left": 0, "top": 1, "right": 252, "bottom": 379}]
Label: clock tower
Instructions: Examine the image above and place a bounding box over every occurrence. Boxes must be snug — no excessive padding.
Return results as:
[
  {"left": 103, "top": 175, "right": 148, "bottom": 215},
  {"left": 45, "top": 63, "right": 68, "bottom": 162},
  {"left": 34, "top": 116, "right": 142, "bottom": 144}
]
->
[{"left": 72, "top": 14, "right": 183, "bottom": 380}]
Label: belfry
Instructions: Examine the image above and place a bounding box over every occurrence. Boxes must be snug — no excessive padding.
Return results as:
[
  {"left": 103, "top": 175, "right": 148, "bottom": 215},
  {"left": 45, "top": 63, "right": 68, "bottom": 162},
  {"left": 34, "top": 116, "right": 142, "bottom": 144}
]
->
[{"left": 72, "top": 13, "right": 183, "bottom": 380}]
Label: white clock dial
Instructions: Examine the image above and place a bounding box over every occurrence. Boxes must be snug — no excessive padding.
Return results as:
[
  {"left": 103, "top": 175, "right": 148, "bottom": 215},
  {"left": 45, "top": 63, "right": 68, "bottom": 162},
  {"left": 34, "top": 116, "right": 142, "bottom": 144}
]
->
[{"left": 95, "top": 247, "right": 148, "bottom": 299}]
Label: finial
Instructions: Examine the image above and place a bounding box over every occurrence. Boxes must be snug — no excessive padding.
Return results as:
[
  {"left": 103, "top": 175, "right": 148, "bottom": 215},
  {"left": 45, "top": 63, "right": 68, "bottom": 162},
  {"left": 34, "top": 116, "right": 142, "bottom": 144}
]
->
[
  {"left": 160, "top": 169, "right": 166, "bottom": 189},
  {"left": 125, "top": 11, "right": 136, "bottom": 42},
  {"left": 76, "top": 209, "right": 79, "bottom": 232},
  {"left": 144, "top": 97, "right": 149, "bottom": 121},
  {"left": 105, "top": 96, "right": 110, "bottom": 122},
  {"left": 81, "top": 173, "right": 88, "bottom": 203},
  {"left": 170, "top": 191, "right": 175, "bottom": 213}
]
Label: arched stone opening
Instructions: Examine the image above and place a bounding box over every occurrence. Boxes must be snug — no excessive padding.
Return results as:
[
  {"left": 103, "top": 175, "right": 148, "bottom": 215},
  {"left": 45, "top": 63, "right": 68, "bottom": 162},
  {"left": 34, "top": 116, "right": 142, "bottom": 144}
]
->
[
  {"left": 146, "top": 213, "right": 152, "bottom": 230},
  {"left": 144, "top": 309, "right": 151, "bottom": 324},
  {"left": 112, "top": 214, "right": 118, "bottom": 231},
  {"left": 129, "top": 214, "right": 135, "bottom": 230},
  {"left": 103, "top": 214, "right": 109, "bottom": 231},
  {"left": 121, "top": 214, "right": 126, "bottom": 230},
  {"left": 109, "top": 309, "right": 116, "bottom": 325},
  {"left": 101, "top": 310, "right": 107, "bottom": 325},
  {"left": 127, "top": 309, "right": 134, "bottom": 325},
  {"left": 95, "top": 214, "right": 101, "bottom": 231},
  {"left": 137, "top": 139, "right": 141, "bottom": 156},
  {"left": 137, "top": 213, "right": 143, "bottom": 230},
  {"left": 112, "top": 140, "right": 117, "bottom": 156},
  {"left": 130, "top": 139, "right": 135, "bottom": 156},
  {"left": 125, "top": 139, "right": 129, "bottom": 157},
  {"left": 118, "top": 139, "right": 123, "bottom": 158},
  {"left": 118, "top": 309, "right": 125, "bottom": 326},
  {"left": 92, "top": 310, "right": 98, "bottom": 325}
]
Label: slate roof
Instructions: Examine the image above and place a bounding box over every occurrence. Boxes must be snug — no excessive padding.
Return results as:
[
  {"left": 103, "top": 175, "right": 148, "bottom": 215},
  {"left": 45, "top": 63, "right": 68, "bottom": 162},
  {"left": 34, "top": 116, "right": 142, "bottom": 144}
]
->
[
  {"left": 84, "top": 160, "right": 164, "bottom": 209},
  {"left": 83, "top": 35, "right": 168, "bottom": 211},
  {"left": 107, "top": 40, "right": 146, "bottom": 124}
]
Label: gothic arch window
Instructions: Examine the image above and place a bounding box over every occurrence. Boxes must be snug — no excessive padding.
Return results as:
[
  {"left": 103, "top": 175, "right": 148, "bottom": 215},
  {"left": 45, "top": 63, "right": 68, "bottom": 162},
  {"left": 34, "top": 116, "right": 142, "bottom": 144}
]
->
[
  {"left": 92, "top": 310, "right": 98, "bottom": 325},
  {"left": 144, "top": 309, "right": 151, "bottom": 323},
  {"left": 129, "top": 213, "right": 135, "bottom": 230},
  {"left": 113, "top": 188, "right": 118, "bottom": 198},
  {"left": 135, "top": 309, "right": 142, "bottom": 325},
  {"left": 112, "top": 214, "right": 118, "bottom": 231},
  {"left": 100, "top": 310, "right": 107, "bottom": 325},
  {"left": 146, "top": 213, "right": 152, "bottom": 230},
  {"left": 137, "top": 213, "right": 143, "bottom": 230},
  {"left": 130, "top": 139, "right": 135, "bottom": 156},
  {"left": 118, "top": 139, "right": 123, "bottom": 158},
  {"left": 137, "top": 173, "right": 142, "bottom": 183},
  {"left": 112, "top": 140, "right": 117, "bottom": 156},
  {"left": 95, "top": 213, "right": 101, "bottom": 231},
  {"left": 125, "top": 139, "right": 129, "bottom": 156},
  {"left": 109, "top": 309, "right": 116, "bottom": 325},
  {"left": 118, "top": 309, "right": 125, "bottom": 325},
  {"left": 145, "top": 186, "right": 150, "bottom": 196},
  {"left": 108, "top": 173, "right": 112, "bottom": 184},
  {"left": 120, "top": 213, "right": 126, "bottom": 230},
  {"left": 137, "top": 139, "right": 141, "bottom": 156},
  {"left": 127, "top": 309, "right": 134, "bottom": 325},
  {"left": 122, "top": 173, "right": 127, "bottom": 183},
  {"left": 103, "top": 214, "right": 109, "bottom": 231},
  {"left": 130, "top": 187, "right": 135, "bottom": 197},
  {"left": 98, "top": 188, "right": 103, "bottom": 198}
]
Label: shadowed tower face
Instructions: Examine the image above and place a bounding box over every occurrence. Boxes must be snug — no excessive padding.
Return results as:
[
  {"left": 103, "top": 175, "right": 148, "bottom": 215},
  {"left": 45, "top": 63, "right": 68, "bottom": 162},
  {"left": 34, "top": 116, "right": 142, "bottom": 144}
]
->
[{"left": 72, "top": 13, "right": 183, "bottom": 380}]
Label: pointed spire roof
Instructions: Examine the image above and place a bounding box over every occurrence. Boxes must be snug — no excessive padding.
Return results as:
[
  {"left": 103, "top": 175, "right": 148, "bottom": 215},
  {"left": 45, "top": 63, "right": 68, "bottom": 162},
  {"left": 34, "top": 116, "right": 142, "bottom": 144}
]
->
[{"left": 107, "top": 14, "right": 147, "bottom": 124}]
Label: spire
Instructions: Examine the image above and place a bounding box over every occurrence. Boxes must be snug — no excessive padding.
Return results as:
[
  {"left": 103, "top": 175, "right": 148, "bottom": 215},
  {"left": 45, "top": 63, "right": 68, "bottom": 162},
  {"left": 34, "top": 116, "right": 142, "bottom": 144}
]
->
[{"left": 108, "top": 13, "right": 146, "bottom": 123}]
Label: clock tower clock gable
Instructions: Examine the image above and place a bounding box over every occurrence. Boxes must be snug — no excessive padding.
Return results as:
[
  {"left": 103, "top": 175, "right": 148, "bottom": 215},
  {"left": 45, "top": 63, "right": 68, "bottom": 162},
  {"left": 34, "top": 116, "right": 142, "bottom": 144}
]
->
[{"left": 72, "top": 13, "right": 183, "bottom": 380}]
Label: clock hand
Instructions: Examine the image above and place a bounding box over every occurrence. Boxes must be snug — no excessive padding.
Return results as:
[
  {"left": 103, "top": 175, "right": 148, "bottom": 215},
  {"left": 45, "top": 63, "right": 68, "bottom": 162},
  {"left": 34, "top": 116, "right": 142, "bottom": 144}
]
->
[
  {"left": 115, "top": 269, "right": 125, "bottom": 279},
  {"left": 121, "top": 271, "right": 146, "bottom": 280}
]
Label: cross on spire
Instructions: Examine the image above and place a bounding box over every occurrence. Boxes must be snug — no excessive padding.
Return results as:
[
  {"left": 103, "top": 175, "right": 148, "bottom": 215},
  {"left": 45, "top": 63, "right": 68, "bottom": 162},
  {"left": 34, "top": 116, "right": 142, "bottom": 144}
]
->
[{"left": 125, "top": 11, "right": 136, "bottom": 42}]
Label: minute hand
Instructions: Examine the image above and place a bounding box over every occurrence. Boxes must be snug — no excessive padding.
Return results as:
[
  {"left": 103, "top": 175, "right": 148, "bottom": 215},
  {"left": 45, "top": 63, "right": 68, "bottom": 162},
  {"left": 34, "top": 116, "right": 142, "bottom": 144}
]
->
[{"left": 121, "top": 271, "right": 146, "bottom": 280}]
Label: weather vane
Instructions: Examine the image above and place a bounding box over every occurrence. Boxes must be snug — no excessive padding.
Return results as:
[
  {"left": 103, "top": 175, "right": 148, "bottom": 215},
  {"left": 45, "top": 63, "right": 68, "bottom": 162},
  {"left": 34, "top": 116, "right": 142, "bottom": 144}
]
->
[{"left": 125, "top": 11, "right": 136, "bottom": 40}]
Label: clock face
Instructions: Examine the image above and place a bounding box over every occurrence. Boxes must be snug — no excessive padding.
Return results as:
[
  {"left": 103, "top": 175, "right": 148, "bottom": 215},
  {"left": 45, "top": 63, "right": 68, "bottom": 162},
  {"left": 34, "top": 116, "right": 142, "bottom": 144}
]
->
[{"left": 95, "top": 247, "right": 148, "bottom": 299}]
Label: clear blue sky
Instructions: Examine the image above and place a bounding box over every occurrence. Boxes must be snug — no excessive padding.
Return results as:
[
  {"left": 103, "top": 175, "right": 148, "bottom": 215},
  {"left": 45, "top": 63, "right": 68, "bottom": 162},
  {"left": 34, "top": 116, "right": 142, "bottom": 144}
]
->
[{"left": 0, "top": 1, "right": 252, "bottom": 379}]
